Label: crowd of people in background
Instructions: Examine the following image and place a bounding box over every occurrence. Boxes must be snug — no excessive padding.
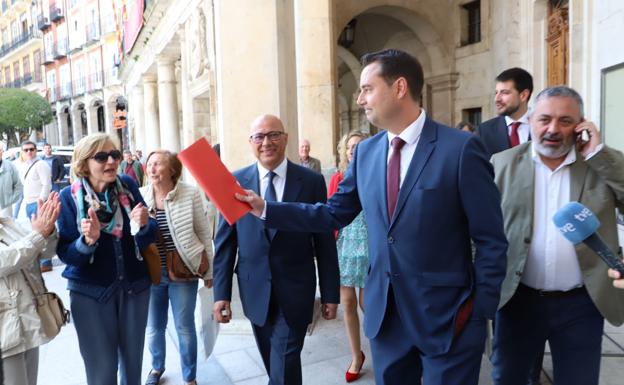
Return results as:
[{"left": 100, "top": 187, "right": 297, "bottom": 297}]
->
[{"left": 1, "top": 48, "right": 624, "bottom": 385}]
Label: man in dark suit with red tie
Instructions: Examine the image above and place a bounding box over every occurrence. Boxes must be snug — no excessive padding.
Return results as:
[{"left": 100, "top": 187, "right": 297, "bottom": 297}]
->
[
  {"left": 477, "top": 68, "right": 533, "bottom": 158},
  {"left": 237, "top": 49, "right": 508, "bottom": 385}
]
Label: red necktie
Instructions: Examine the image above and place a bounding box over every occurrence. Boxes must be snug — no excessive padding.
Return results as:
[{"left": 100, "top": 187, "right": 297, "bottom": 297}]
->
[
  {"left": 387, "top": 137, "right": 406, "bottom": 220},
  {"left": 509, "top": 122, "right": 521, "bottom": 147}
]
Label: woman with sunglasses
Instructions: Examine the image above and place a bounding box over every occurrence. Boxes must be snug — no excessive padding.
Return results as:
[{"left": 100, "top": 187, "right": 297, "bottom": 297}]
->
[
  {"left": 56, "top": 134, "right": 157, "bottom": 385},
  {"left": 140, "top": 150, "right": 213, "bottom": 385},
  {"left": 328, "top": 131, "right": 370, "bottom": 383}
]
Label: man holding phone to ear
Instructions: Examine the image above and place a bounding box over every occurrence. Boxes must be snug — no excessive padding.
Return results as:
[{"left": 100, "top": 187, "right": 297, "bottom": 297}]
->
[{"left": 489, "top": 85, "right": 624, "bottom": 385}]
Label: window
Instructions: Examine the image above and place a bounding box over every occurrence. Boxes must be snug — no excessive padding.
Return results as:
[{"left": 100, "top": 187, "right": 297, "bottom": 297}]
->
[
  {"left": 33, "top": 49, "right": 41, "bottom": 81},
  {"left": 462, "top": 107, "right": 482, "bottom": 127},
  {"left": 47, "top": 70, "right": 56, "bottom": 101},
  {"left": 461, "top": 1, "right": 481, "bottom": 45}
]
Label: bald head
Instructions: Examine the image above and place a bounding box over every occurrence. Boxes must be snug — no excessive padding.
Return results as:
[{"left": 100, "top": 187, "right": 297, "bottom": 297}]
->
[
  {"left": 250, "top": 114, "right": 284, "bottom": 133},
  {"left": 299, "top": 139, "right": 311, "bottom": 160},
  {"left": 249, "top": 114, "right": 288, "bottom": 170}
]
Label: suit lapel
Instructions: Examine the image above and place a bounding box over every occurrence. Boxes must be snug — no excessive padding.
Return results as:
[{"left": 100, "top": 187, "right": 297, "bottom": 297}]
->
[
  {"left": 497, "top": 116, "right": 511, "bottom": 149},
  {"left": 371, "top": 135, "right": 390, "bottom": 228},
  {"left": 516, "top": 145, "right": 535, "bottom": 220},
  {"left": 390, "top": 118, "right": 436, "bottom": 227},
  {"left": 240, "top": 165, "right": 260, "bottom": 195},
  {"left": 569, "top": 151, "right": 589, "bottom": 202},
  {"left": 282, "top": 161, "right": 303, "bottom": 203}
]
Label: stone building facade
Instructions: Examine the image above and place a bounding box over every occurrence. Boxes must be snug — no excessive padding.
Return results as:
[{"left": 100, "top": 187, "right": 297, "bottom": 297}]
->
[{"left": 120, "top": 0, "right": 624, "bottom": 174}]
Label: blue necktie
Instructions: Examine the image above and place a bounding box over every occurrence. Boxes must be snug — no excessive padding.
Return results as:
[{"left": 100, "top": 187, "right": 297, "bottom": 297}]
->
[
  {"left": 264, "top": 171, "right": 277, "bottom": 239},
  {"left": 264, "top": 171, "right": 277, "bottom": 202}
]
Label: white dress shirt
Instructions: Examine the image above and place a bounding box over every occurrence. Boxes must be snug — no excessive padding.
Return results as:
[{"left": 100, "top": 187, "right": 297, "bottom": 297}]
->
[
  {"left": 505, "top": 112, "right": 530, "bottom": 144},
  {"left": 386, "top": 109, "right": 426, "bottom": 187},
  {"left": 18, "top": 158, "right": 52, "bottom": 205},
  {"left": 257, "top": 157, "right": 288, "bottom": 202},
  {"left": 521, "top": 145, "right": 583, "bottom": 291}
]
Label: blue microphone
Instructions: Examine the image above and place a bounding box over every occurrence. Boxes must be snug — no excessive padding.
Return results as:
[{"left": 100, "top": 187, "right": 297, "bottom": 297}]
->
[{"left": 553, "top": 202, "right": 624, "bottom": 275}]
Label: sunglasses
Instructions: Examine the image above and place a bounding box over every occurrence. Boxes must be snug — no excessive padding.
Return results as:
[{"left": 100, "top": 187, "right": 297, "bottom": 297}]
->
[
  {"left": 91, "top": 150, "right": 122, "bottom": 163},
  {"left": 22, "top": 147, "right": 36, "bottom": 152}
]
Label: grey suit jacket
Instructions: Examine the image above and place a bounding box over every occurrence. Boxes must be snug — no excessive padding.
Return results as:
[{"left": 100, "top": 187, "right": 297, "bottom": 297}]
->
[
  {"left": 300, "top": 156, "right": 321, "bottom": 173},
  {"left": 492, "top": 143, "right": 624, "bottom": 326}
]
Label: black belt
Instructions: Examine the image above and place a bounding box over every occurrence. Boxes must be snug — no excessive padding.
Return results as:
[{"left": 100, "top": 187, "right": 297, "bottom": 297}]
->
[{"left": 518, "top": 283, "right": 585, "bottom": 298}]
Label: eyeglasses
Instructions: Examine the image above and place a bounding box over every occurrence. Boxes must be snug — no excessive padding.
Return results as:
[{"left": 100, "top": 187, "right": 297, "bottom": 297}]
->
[
  {"left": 249, "top": 131, "right": 285, "bottom": 144},
  {"left": 91, "top": 150, "right": 122, "bottom": 163},
  {"left": 22, "top": 147, "right": 36, "bottom": 152}
]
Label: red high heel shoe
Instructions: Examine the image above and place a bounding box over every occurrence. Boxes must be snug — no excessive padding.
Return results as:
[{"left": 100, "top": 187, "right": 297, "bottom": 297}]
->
[{"left": 345, "top": 351, "right": 365, "bottom": 382}]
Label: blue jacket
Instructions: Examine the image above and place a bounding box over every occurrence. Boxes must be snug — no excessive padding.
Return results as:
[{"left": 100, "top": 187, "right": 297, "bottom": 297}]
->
[
  {"left": 266, "top": 119, "right": 508, "bottom": 355},
  {"left": 56, "top": 175, "right": 157, "bottom": 302},
  {"left": 213, "top": 161, "right": 340, "bottom": 328}
]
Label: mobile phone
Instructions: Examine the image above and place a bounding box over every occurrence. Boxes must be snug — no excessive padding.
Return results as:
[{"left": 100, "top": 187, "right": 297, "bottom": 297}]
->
[
  {"left": 220, "top": 308, "right": 230, "bottom": 317},
  {"left": 575, "top": 129, "right": 589, "bottom": 144}
]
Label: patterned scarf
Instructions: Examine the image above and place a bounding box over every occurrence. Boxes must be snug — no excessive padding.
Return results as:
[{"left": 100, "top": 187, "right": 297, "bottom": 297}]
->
[{"left": 70, "top": 176, "right": 135, "bottom": 239}]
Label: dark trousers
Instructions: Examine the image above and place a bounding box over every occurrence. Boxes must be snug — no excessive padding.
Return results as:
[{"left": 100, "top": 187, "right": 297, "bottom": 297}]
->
[
  {"left": 369, "top": 288, "right": 486, "bottom": 385},
  {"left": 251, "top": 300, "right": 307, "bottom": 385},
  {"left": 491, "top": 284, "right": 603, "bottom": 385}
]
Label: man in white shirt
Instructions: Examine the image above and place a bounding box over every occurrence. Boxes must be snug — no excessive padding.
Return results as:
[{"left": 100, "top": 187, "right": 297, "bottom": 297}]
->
[
  {"left": 477, "top": 68, "right": 533, "bottom": 158},
  {"left": 18, "top": 141, "right": 52, "bottom": 271},
  {"left": 490, "top": 86, "right": 624, "bottom": 385}
]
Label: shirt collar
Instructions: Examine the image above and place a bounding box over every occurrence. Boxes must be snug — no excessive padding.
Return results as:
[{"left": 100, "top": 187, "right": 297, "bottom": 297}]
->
[
  {"left": 387, "top": 109, "right": 427, "bottom": 146},
  {"left": 531, "top": 143, "right": 577, "bottom": 172},
  {"left": 257, "top": 157, "right": 288, "bottom": 180},
  {"left": 505, "top": 111, "right": 529, "bottom": 126}
]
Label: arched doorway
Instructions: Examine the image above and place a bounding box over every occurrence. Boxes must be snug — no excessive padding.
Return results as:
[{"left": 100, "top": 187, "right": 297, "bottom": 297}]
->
[
  {"left": 93, "top": 100, "right": 105, "bottom": 133},
  {"left": 334, "top": 3, "right": 455, "bottom": 137},
  {"left": 63, "top": 106, "right": 74, "bottom": 145}
]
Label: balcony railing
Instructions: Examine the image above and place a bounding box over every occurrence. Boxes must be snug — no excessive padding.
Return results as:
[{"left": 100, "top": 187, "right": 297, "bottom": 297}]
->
[
  {"left": 87, "top": 23, "right": 100, "bottom": 42},
  {"left": 73, "top": 76, "right": 86, "bottom": 96},
  {"left": 50, "top": 7, "right": 64, "bottom": 22},
  {"left": 53, "top": 39, "right": 68, "bottom": 59},
  {"left": 88, "top": 71, "right": 103, "bottom": 91},
  {"left": 38, "top": 15, "right": 51, "bottom": 31},
  {"left": 4, "top": 74, "right": 34, "bottom": 89},
  {"left": 0, "top": 27, "right": 43, "bottom": 59}
]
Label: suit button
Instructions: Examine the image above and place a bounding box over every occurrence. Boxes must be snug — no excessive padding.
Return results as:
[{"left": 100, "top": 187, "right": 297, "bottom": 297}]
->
[
  {"left": 524, "top": 237, "right": 531, "bottom": 244},
  {"left": 515, "top": 271, "right": 522, "bottom": 277},
  {"left": 388, "top": 236, "right": 394, "bottom": 244}
]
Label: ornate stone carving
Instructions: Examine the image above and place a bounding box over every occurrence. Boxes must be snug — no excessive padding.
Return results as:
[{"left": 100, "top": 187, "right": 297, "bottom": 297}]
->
[{"left": 190, "top": 7, "right": 210, "bottom": 79}]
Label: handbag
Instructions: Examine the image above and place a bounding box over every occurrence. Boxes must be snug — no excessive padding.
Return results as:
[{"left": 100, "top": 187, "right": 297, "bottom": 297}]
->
[
  {"left": 166, "top": 249, "right": 209, "bottom": 282},
  {"left": 157, "top": 229, "right": 209, "bottom": 282},
  {"left": 141, "top": 243, "right": 162, "bottom": 285},
  {"left": 22, "top": 270, "right": 70, "bottom": 339}
]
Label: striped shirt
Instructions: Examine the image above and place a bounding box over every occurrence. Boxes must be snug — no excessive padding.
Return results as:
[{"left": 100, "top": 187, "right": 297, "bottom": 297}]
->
[{"left": 155, "top": 209, "right": 176, "bottom": 267}]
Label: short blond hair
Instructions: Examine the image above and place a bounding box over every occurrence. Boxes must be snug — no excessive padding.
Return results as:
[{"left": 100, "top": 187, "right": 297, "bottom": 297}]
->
[{"left": 72, "top": 133, "right": 120, "bottom": 179}]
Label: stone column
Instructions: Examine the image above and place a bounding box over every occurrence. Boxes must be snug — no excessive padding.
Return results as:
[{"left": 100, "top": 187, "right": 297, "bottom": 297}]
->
[
  {"left": 157, "top": 56, "right": 181, "bottom": 152},
  {"left": 426, "top": 73, "right": 459, "bottom": 126},
  {"left": 86, "top": 105, "right": 99, "bottom": 135},
  {"left": 70, "top": 108, "right": 83, "bottom": 143},
  {"left": 57, "top": 112, "right": 69, "bottom": 146},
  {"left": 143, "top": 74, "right": 160, "bottom": 153},
  {"left": 213, "top": 0, "right": 298, "bottom": 169},
  {"left": 131, "top": 85, "right": 145, "bottom": 153},
  {"left": 295, "top": 0, "right": 338, "bottom": 173}
]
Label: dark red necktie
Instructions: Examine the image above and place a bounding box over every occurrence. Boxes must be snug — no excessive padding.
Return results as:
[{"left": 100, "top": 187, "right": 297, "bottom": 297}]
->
[
  {"left": 509, "top": 121, "right": 521, "bottom": 147},
  {"left": 387, "top": 137, "right": 406, "bottom": 220}
]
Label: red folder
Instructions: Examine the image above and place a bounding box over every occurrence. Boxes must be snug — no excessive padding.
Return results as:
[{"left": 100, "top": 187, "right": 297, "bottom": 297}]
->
[{"left": 178, "top": 138, "right": 251, "bottom": 225}]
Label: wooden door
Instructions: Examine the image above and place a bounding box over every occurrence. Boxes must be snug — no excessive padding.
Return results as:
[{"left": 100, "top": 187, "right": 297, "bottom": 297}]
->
[{"left": 547, "top": 2, "right": 569, "bottom": 86}]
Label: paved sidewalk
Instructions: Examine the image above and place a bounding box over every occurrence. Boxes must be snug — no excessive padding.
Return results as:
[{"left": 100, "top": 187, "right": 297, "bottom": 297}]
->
[{"left": 37, "top": 262, "right": 624, "bottom": 385}]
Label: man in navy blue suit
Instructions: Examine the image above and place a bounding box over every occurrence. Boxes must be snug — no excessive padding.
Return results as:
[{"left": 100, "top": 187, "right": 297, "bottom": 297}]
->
[
  {"left": 212, "top": 114, "right": 340, "bottom": 385},
  {"left": 237, "top": 50, "right": 508, "bottom": 385},
  {"left": 477, "top": 68, "right": 533, "bottom": 158}
]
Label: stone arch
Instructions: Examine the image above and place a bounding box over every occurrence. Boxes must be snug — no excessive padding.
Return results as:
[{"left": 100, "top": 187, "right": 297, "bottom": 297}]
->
[{"left": 334, "top": 2, "right": 458, "bottom": 124}]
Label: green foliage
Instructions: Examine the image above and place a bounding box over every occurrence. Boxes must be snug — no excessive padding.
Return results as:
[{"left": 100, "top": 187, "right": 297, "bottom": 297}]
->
[{"left": 0, "top": 88, "right": 53, "bottom": 146}]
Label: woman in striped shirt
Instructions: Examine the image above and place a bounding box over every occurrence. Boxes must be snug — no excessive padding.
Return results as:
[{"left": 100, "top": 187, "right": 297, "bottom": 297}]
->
[{"left": 140, "top": 150, "right": 214, "bottom": 385}]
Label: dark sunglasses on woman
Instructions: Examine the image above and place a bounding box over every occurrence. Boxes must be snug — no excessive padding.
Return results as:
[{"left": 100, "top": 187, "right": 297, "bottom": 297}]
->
[{"left": 91, "top": 150, "right": 122, "bottom": 164}]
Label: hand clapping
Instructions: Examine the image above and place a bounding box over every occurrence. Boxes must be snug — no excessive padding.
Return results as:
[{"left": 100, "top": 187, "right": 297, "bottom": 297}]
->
[
  {"left": 31, "top": 192, "right": 61, "bottom": 238},
  {"left": 81, "top": 207, "right": 101, "bottom": 246}
]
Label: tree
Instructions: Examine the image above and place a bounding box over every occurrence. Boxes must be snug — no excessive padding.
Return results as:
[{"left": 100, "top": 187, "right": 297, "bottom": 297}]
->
[{"left": 0, "top": 88, "right": 53, "bottom": 146}]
